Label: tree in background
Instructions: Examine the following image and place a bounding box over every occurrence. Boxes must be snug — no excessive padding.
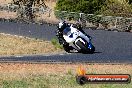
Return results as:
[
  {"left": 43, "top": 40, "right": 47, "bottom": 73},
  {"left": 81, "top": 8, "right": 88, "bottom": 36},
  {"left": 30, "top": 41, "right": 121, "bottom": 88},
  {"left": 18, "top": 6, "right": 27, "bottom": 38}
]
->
[
  {"left": 56, "top": 0, "right": 132, "bottom": 17},
  {"left": 12, "top": 0, "right": 47, "bottom": 20},
  {"left": 128, "top": 0, "right": 132, "bottom": 4},
  {"left": 55, "top": 0, "right": 106, "bottom": 14},
  {"left": 99, "top": 0, "right": 132, "bottom": 17}
]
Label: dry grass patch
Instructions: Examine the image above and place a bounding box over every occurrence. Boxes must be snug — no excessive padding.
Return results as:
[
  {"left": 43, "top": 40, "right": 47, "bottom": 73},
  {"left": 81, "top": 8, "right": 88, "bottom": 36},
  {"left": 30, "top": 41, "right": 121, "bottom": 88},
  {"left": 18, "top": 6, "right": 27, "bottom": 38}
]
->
[
  {"left": 0, "top": 11, "right": 17, "bottom": 19},
  {"left": 0, "top": 63, "right": 131, "bottom": 88},
  {"left": 0, "top": 33, "right": 62, "bottom": 56},
  {"left": 0, "top": 63, "right": 132, "bottom": 77}
]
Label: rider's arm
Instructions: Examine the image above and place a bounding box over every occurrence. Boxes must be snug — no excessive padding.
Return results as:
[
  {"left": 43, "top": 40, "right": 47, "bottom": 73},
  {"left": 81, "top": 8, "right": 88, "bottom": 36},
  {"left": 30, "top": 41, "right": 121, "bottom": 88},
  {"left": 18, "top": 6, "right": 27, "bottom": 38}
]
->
[{"left": 73, "top": 23, "right": 91, "bottom": 38}]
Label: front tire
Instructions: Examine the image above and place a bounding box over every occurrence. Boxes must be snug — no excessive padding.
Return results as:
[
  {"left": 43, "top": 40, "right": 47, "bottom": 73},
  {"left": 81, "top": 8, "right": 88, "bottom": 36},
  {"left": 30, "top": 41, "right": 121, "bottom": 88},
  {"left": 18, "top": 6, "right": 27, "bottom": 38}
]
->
[
  {"left": 89, "top": 45, "right": 95, "bottom": 54},
  {"left": 76, "top": 40, "right": 88, "bottom": 53},
  {"left": 76, "top": 39, "right": 95, "bottom": 54}
]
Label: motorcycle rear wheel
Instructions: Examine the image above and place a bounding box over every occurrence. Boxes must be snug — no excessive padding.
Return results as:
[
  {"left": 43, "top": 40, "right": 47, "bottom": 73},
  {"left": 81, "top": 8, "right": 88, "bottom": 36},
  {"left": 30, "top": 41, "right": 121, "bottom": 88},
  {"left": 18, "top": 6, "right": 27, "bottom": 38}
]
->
[{"left": 63, "top": 44, "right": 74, "bottom": 53}]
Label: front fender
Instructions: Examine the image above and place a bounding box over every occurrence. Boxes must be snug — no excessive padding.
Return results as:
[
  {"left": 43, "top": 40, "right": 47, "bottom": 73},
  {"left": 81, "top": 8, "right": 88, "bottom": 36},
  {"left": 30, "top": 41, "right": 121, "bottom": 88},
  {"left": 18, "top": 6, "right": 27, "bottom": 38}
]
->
[{"left": 63, "top": 33, "right": 78, "bottom": 43}]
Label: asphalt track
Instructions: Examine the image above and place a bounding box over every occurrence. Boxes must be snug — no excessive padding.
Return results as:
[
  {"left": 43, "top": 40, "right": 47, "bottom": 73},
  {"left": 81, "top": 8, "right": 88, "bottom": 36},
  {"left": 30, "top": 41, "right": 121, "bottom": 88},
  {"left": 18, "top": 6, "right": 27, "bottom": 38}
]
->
[{"left": 0, "top": 21, "right": 132, "bottom": 63}]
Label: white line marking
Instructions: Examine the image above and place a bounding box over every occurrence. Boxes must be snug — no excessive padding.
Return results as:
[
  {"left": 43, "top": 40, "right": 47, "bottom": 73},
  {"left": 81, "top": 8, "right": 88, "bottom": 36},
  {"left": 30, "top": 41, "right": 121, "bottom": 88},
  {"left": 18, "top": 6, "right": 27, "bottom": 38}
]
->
[{"left": 15, "top": 56, "right": 23, "bottom": 57}]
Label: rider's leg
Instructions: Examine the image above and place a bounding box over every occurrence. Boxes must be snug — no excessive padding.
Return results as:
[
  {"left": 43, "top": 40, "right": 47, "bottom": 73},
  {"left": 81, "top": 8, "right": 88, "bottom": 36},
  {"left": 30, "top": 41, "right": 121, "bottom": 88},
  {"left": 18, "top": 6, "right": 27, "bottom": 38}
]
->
[
  {"left": 74, "top": 24, "right": 91, "bottom": 39},
  {"left": 78, "top": 28, "right": 91, "bottom": 39}
]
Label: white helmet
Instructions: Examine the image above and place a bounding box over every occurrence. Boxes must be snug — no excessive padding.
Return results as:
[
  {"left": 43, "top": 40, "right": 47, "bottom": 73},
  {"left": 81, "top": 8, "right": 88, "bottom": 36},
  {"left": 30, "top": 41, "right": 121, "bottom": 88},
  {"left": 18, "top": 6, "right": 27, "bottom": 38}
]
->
[{"left": 58, "top": 21, "right": 67, "bottom": 29}]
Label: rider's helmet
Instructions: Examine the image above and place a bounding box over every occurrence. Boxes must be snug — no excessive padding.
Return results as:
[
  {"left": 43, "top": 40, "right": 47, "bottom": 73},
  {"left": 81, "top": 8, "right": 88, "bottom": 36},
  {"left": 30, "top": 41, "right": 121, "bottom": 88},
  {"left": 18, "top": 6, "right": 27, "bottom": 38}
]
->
[
  {"left": 58, "top": 21, "right": 67, "bottom": 30},
  {"left": 63, "top": 27, "right": 71, "bottom": 35}
]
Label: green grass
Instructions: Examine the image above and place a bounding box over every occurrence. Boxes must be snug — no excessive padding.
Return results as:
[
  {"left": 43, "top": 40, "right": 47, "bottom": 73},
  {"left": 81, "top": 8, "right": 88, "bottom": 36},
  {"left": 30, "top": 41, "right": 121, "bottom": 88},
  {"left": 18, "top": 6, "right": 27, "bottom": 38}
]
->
[
  {"left": 0, "top": 73, "right": 131, "bottom": 88},
  {"left": 51, "top": 38, "right": 63, "bottom": 49},
  {"left": 2, "top": 80, "right": 29, "bottom": 88}
]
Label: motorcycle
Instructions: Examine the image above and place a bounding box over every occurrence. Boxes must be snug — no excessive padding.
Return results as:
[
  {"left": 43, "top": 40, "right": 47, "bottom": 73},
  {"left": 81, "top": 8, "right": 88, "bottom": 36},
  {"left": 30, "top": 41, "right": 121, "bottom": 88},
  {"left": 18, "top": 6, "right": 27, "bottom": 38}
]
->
[{"left": 56, "top": 22, "right": 95, "bottom": 54}]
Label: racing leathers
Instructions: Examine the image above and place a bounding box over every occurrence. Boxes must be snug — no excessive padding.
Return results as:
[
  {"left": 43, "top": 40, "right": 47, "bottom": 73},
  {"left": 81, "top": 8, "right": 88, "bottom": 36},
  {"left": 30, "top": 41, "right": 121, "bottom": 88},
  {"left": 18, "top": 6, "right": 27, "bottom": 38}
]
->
[{"left": 56, "top": 22, "right": 91, "bottom": 52}]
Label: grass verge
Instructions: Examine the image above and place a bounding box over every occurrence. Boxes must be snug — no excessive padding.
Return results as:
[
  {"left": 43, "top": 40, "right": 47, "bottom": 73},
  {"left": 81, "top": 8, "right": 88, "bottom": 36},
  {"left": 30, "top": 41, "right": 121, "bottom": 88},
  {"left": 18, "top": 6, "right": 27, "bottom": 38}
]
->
[
  {"left": 51, "top": 38, "right": 63, "bottom": 49},
  {"left": 0, "top": 63, "right": 131, "bottom": 88},
  {"left": 0, "top": 33, "right": 62, "bottom": 56}
]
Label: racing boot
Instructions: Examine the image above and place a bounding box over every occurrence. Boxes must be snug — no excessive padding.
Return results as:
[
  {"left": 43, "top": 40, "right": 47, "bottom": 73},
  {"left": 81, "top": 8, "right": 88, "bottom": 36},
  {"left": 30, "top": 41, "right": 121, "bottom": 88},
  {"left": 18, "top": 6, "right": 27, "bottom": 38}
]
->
[{"left": 63, "top": 41, "right": 74, "bottom": 53}]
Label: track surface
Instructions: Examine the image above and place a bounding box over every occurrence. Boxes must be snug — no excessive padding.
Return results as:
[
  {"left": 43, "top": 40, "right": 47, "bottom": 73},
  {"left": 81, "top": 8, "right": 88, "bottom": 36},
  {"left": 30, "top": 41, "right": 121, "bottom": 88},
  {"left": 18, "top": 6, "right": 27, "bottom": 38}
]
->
[{"left": 0, "top": 21, "right": 132, "bottom": 63}]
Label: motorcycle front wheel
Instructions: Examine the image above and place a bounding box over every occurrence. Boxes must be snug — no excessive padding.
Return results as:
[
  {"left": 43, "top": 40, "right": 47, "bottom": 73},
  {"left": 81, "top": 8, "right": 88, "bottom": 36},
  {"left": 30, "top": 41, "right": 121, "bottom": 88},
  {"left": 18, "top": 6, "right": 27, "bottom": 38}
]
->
[
  {"left": 76, "top": 40, "right": 95, "bottom": 54},
  {"left": 89, "top": 45, "right": 95, "bottom": 54}
]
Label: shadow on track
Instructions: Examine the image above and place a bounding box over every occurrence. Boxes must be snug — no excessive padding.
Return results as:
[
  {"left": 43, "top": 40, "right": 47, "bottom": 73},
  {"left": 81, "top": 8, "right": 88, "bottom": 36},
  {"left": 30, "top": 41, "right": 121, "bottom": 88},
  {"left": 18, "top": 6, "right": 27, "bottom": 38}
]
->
[{"left": 68, "top": 51, "right": 102, "bottom": 54}]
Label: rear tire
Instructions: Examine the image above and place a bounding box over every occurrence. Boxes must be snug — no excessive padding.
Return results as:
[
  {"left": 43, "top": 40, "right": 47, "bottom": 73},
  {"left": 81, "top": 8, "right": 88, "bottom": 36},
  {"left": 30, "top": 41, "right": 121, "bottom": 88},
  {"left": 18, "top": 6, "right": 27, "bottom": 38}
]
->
[
  {"left": 63, "top": 44, "right": 74, "bottom": 53},
  {"left": 63, "top": 44, "right": 70, "bottom": 53}
]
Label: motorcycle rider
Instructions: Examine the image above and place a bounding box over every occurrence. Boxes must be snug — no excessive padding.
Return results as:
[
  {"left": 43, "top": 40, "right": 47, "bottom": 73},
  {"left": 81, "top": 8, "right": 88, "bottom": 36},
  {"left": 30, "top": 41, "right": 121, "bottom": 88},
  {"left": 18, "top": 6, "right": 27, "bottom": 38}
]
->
[
  {"left": 56, "top": 21, "right": 71, "bottom": 52},
  {"left": 56, "top": 21, "right": 91, "bottom": 52}
]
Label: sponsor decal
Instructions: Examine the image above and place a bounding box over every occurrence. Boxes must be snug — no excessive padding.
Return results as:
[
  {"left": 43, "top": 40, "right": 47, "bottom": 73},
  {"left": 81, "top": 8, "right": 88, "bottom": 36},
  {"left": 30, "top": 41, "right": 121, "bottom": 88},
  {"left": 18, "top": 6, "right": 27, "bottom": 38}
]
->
[{"left": 76, "top": 66, "right": 131, "bottom": 85}]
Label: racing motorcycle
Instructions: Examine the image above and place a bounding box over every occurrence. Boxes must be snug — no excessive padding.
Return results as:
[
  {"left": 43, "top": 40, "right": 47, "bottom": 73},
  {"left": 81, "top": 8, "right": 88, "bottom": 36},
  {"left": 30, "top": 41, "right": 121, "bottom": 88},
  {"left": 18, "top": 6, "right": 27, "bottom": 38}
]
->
[{"left": 56, "top": 21, "right": 95, "bottom": 54}]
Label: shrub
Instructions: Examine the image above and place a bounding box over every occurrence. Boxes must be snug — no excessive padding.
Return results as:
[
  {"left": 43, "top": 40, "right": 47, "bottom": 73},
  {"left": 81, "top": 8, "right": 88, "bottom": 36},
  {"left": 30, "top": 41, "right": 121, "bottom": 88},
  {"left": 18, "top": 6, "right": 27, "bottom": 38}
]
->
[
  {"left": 128, "top": 0, "right": 132, "bottom": 4},
  {"left": 51, "top": 38, "right": 63, "bottom": 49},
  {"left": 99, "top": 0, "right": 132, "bottom": 17},
  {"left": 55, "top": 0, "right": 105, "bottom": 14}
]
